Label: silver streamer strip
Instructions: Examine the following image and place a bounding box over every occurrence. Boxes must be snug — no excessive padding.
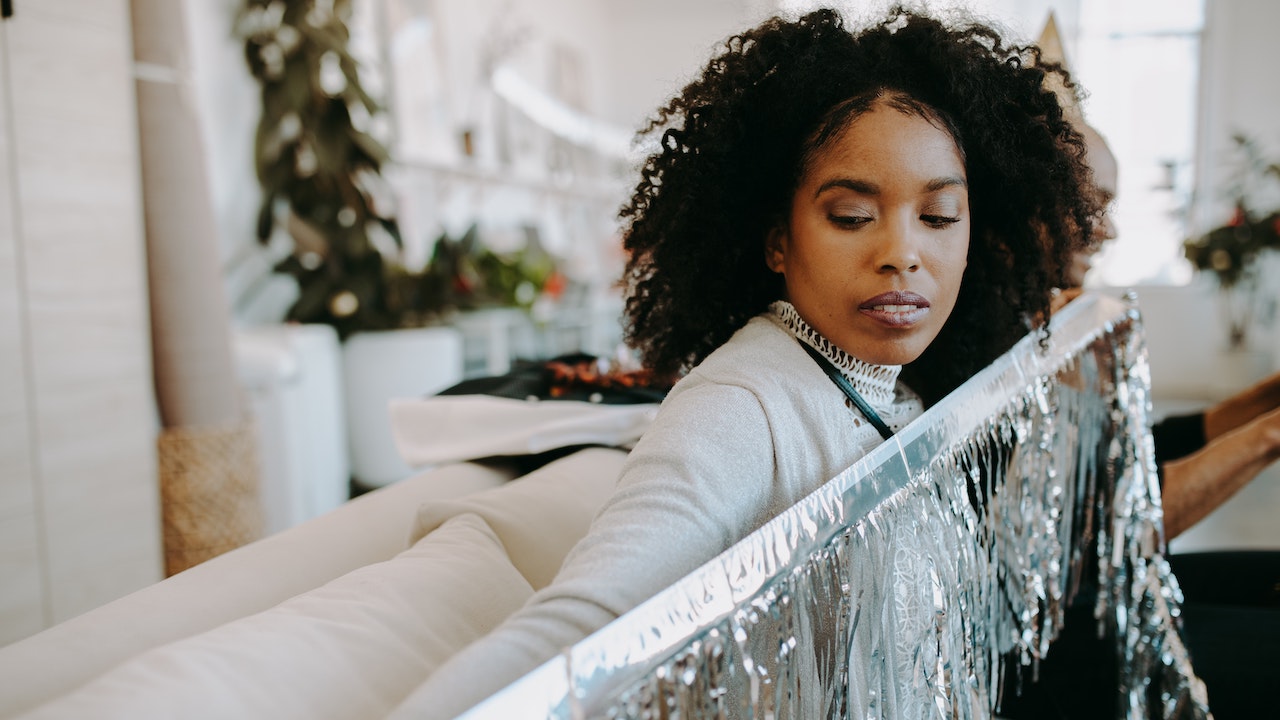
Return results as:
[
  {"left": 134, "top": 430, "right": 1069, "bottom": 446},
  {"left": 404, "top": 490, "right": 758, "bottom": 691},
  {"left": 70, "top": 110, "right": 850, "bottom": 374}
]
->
[{"left": 462, "top": 294, "right": 1213, "bottom": 720}]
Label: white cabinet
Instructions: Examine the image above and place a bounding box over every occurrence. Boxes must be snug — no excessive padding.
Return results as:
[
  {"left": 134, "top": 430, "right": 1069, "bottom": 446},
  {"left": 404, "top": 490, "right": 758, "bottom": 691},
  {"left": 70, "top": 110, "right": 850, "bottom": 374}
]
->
[
  {"left": 0, "top": 1, "right": 161, "bottom": 645},
  {"left": 0, "top": 7, "right": 44, "bottom": 643}
]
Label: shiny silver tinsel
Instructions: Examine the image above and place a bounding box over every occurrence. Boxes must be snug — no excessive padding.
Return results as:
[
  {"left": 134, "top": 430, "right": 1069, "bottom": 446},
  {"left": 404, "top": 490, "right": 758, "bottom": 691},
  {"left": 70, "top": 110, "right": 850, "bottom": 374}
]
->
[{"left": 461, "top": 294, "right": 1212, "bottom": 720}]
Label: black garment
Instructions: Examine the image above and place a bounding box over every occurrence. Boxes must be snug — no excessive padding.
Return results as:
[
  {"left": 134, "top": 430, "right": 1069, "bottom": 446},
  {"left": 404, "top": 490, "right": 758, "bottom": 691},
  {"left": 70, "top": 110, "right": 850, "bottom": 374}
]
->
[
  {"left": 1152, "top": 412, "right": 1207, "bottom": 489},
  {"left": 1152, "top": 413, "right": 1208, "bottom": 465},
  {"left": 1168, "top": 551, "right": 1280, "bottom": 720},
  {"left": 437, "top": 353, "right": 670, "bottom": 405},
  {"left": 1153, "top": 416, "right": 1280, "bottom": 719},
  {"left": 1000, "top": 414, "right": 1280, "bottom": 719},
  {"left": 993, "top": 602, "right": 1118, "bottom": 719}
]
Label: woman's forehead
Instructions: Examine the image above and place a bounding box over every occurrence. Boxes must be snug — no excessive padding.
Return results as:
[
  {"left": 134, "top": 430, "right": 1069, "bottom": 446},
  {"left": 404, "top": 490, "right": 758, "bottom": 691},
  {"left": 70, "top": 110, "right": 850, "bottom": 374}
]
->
[{"left": 804, "top": 103, "right": 967, "bottom": 187}]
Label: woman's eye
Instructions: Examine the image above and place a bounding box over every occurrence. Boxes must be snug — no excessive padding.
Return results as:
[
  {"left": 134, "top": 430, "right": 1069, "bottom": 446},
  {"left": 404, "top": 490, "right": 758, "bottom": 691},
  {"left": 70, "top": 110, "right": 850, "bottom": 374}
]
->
[
  {"left": 921, "top": 215, "right": 961, "bottom": 228},
  {"left": 829, "top": 214, "right": 872, "bottom": 228}
]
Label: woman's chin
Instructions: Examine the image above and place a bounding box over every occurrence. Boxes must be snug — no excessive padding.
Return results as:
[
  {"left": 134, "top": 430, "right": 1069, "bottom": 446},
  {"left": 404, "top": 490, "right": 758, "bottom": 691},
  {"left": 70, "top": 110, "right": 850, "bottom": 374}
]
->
[
  {"left": 835, "top": 329, "right": 938, "bottom": 367},
  {"left": 844, "top": 344, "right": 929, "bottom": 368}
]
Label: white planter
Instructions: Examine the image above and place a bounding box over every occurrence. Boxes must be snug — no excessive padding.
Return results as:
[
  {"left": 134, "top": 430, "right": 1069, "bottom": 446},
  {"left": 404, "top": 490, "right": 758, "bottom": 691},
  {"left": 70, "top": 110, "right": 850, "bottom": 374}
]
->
[
  {"left": 234, "top": 323, "right": 350, "bottom": 533},
  {"left": 343, "top": 326, "right": 464, "bottom": 488}
]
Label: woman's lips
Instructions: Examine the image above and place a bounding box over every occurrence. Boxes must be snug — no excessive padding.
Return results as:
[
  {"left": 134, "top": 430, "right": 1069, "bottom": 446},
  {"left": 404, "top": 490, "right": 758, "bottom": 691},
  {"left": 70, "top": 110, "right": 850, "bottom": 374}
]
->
[{"left": 859, "top": 291, "right": 930, "bottom": 327}]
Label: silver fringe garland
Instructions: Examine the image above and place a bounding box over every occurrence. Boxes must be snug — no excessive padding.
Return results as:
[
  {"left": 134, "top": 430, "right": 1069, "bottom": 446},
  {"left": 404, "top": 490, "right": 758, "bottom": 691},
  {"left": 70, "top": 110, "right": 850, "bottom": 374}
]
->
[{"left": 462, "top": 294, "right": 1212, "bottom": 720}]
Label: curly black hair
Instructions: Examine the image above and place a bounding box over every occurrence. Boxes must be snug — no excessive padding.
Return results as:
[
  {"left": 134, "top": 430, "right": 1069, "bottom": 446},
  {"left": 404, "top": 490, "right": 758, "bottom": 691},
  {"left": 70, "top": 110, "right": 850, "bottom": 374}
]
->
[{"left": 619, "top": 7, "right": 1100, "bottom": 405}]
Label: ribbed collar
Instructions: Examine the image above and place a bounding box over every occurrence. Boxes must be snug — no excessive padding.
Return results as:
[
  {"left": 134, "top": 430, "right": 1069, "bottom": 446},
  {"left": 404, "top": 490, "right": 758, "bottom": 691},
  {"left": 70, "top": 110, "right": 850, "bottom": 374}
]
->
[{"left": 769, "top": 301, "right": 902, "bottom": 407}]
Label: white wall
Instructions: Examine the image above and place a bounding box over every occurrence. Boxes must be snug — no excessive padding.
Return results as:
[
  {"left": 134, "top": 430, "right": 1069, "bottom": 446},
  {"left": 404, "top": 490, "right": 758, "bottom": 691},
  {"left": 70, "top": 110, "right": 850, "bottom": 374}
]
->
[
  {"left": 592, "top": 0, "right": 773, "bottom": 129},
  {"left": 184, "top": 0, "right": 260, "bottom": 267},
  {"left": 427, "top": 0, "right": 614, "bottom": 134},
  {"left": 182, "top": 0, "right": 276, "bottom": 323},
  {"left": 1135, "top": 0, "right": 1280, "bottom": 402},
  {"left": 1194, "top": 0, "right": 1280, "bottom": 229},
  {"left": 0, "top": 0, "right": 160, "bottom": 642}
]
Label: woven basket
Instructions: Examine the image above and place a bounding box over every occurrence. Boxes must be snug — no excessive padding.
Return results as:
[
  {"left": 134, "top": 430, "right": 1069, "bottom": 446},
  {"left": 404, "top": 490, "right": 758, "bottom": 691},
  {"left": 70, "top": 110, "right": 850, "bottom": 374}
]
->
[{"left": 158, "top": 420, "right": 263, "bottom": 576}]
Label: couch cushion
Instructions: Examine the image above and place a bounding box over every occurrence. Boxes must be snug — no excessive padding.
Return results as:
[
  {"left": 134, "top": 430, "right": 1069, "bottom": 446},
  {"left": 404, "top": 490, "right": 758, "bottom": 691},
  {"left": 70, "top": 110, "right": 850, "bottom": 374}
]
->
[
  {"left": 412, "top": 447, "right": 629, "bottom": 590},
  {"left": 18, "top": 513, "right": 532, "bottom": 720},
  {"left": 0, "top": 460, "right": 514, "bottom": 719}
]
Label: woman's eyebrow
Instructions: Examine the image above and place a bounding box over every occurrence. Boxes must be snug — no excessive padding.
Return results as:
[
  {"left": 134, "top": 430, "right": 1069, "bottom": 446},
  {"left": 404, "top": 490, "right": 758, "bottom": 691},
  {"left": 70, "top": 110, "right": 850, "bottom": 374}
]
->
[
  {"left": 925, "top": 175, "right": 967, "bottom": 192},
  {"left": 814, "top": 177, "right": 878, "bottom": 198},
  {"left": 814, "top": 175, "right": 967, "bottom": 199}
]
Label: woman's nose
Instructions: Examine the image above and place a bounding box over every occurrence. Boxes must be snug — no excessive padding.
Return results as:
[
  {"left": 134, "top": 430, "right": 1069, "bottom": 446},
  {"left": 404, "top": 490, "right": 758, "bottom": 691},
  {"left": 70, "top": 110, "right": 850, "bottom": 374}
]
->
[
  {"left": 875, "top": 221, "right": 922, "bottom": 272},
  {"left": 1094, "top": 213, "right": 1118, "bottom": 243}
]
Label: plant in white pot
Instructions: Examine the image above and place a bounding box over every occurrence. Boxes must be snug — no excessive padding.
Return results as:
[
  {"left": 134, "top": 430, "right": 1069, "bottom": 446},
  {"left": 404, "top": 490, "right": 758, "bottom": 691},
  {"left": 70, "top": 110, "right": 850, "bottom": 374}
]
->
[
  {"left": 239, "top": 0, "right": 404, "bottom": 338},
  {"left": 239, "top": 0, "right": 461, "bottom": 489}
]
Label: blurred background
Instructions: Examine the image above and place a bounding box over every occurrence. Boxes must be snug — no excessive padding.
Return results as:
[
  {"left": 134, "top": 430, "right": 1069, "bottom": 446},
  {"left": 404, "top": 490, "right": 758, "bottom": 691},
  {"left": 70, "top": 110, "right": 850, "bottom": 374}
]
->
[{"left": 1, "top": 0, "right": 1277, "bottom": 645}]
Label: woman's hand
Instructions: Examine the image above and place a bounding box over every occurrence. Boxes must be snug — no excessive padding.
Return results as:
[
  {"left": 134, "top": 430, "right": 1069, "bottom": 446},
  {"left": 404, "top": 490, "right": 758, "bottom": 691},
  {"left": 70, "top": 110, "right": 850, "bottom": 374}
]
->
[{"left": 1161, "top": 405, "right": 1280, "bottom": 539}]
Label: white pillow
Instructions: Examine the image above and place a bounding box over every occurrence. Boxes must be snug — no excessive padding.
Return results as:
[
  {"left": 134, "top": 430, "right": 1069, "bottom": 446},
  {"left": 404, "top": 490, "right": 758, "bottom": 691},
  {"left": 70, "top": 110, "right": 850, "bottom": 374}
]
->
[
  {"left": 19, "top": 513, "right": 533, "bottom": 720},
  {"left": 412, "top": 447, "right": 629, "bottom": 590}
]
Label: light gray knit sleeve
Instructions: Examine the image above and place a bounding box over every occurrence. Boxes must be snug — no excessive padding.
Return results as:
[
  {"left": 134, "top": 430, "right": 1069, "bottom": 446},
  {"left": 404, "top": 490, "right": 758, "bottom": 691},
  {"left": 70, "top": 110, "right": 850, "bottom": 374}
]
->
[{"left": 391, "top": 382, "right": 776, "bottom": 719}]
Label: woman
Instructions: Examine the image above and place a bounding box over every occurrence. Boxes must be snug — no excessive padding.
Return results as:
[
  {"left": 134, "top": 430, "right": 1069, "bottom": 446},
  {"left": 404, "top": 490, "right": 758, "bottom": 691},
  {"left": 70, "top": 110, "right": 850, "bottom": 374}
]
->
[{"left": 399, "top": 7, "right": 1098, "bottom": 717}]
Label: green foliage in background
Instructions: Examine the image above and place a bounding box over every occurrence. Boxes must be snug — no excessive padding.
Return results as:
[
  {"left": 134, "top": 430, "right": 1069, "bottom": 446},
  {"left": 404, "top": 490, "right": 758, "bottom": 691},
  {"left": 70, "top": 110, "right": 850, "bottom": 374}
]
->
[
  {"left": 239, "top": 0, "right": 401, "bottom": 338},
  {"left": 417, "top": 225, "right": 563, "bottom": 315},
  {"left": 1183, "top": 134, "right": 1280, "bottom": 289}
]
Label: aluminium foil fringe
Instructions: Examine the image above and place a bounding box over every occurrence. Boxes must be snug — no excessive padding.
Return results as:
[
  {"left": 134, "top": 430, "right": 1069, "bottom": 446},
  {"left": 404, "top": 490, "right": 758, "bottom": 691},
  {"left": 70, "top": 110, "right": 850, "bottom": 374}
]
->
[{"left": 463, "top": 294, "right": 1212, "bottom": 720}]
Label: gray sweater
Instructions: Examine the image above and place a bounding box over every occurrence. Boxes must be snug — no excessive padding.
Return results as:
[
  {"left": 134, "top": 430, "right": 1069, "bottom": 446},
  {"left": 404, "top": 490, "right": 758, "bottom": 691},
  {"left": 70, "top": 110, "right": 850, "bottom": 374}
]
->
[{"left": 396, "top": 305, "right": 923, "bottom": 718}]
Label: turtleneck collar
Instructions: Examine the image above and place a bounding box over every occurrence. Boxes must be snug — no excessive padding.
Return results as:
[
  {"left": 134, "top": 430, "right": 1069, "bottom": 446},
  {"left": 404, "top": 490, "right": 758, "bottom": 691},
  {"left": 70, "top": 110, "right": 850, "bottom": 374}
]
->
[{"left": 769, "top": 300, "right": 902, "bottom": 407}]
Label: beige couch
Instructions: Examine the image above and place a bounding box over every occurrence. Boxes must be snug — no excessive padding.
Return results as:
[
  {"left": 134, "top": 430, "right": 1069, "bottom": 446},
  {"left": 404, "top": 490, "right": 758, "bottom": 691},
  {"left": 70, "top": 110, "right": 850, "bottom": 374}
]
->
[{"left": 0, "top": 448, "right": 628, "bottom": 719}]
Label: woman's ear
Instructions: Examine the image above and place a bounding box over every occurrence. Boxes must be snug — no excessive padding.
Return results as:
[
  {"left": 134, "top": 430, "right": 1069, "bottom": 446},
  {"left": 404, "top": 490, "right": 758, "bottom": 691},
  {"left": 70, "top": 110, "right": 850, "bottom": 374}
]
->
[{"left": 765, "top": 226, "right": 787, "bottom": 274}]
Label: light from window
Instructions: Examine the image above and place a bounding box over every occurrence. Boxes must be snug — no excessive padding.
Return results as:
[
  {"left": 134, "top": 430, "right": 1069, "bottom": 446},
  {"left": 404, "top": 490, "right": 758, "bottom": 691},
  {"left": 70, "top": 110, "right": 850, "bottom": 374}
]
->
[{"left": 1075, "top": 0, "right": 1205, "bottom": 286}]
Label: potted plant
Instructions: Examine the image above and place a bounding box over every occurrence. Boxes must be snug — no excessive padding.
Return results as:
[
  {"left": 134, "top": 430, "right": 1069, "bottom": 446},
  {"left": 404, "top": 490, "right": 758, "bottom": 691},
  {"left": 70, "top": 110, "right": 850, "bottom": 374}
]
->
[
  {"left": 239, "top": 0, "right": 402, "bottom": 339},
  {"left": 1183, "top": 134, "right": 1280, "bottom": 350},
  {"left": 239, "top": 0, "right": 447, "bottom": 489},
  {"left": 237, "top": 1, "right": 577, "bottom": 488}
]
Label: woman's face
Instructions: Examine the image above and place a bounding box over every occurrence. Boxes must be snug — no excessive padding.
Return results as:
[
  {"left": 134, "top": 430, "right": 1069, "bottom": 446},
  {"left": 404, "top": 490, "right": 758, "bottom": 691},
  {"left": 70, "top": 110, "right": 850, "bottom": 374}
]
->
[
  {"left": 1065, "top": 125, "right": 1119, "bottom": 287},
  {"left": 767, "top": 100, "right": 970, "bottom": 366}
]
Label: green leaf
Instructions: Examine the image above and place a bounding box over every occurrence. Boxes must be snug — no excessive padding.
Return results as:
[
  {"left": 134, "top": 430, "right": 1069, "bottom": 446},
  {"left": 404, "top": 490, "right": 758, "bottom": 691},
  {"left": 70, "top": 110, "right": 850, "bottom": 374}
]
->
[
  {"left": 377, "top": 217, "right": 403, "bottom": 248},
  {"left": 256, "top": 195, "right": 276, "bottom": 241},
  {"left": 349, "top": 129, "right": 389, "bottom": 165}
]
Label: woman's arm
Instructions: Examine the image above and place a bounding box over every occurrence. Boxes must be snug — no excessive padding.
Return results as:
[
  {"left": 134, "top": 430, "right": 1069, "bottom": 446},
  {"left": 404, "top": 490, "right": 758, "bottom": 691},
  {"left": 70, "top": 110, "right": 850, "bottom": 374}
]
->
[
  {"left": 1203, "top": 370, "right": 1280, "bottom": 441},
  {"left": 1161, "top": 404, "right": 1280, "bottom": 539},
  {"left": 389, "top": 383, "right": 777, "bottom": 719}
]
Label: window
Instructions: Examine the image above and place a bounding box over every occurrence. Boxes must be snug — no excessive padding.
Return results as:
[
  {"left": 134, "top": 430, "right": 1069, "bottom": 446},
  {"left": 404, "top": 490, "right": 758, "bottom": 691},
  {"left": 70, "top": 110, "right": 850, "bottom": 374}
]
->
[{"left": 1076, "top": 0, "right": 1205, "bottom": 286}]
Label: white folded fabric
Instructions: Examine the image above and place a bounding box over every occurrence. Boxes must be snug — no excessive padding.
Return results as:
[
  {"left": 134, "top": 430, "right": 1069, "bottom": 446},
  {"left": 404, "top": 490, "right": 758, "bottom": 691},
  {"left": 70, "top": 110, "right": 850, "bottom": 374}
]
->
[{"left": 389, "top": 395, "right": 658, "bottom": 467}]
